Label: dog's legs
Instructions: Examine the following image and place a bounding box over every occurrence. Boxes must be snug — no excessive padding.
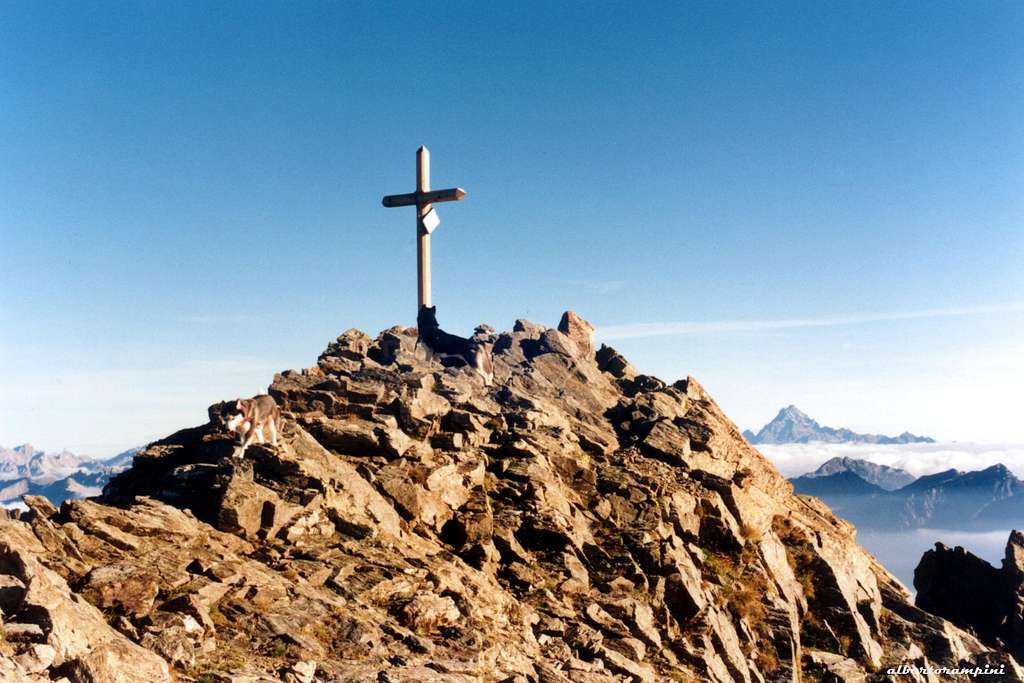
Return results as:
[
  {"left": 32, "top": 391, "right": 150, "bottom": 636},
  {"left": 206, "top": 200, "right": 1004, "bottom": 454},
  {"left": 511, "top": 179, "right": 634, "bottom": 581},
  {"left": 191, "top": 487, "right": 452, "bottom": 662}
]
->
[
  {"left": 237, "top": 426, "right": 258, "bottom": 458},
  {"left": 268, "top": 418, "right": 279, "bottom": 446}
]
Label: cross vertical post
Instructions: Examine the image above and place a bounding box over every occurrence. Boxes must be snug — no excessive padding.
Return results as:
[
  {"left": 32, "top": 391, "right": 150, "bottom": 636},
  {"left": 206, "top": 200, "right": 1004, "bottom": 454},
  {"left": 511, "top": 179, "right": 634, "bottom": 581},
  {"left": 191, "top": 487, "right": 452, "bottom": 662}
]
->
[
  {"left": 416, "top": 146, "right": 431, "bottom": 309},
  {"left": 382, "top": 146, "right": 467, "bottom": 315}
]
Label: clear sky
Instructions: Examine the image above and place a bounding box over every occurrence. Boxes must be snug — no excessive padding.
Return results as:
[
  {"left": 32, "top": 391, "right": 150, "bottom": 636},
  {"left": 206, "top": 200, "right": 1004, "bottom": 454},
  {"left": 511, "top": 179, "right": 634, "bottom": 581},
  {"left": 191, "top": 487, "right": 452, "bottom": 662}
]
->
[{"left": 2, "top": 1, "right": 1022, "bottom": 455}]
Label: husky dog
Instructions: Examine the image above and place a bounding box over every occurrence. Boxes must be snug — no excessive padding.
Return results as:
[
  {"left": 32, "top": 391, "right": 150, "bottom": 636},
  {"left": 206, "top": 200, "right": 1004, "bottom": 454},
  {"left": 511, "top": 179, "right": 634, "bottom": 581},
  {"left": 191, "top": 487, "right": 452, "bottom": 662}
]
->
[
  {"left": 417, "top": 306, "right": 494, "bottom": 386},
  {"left": 225, "top": 394, "right": 281, "bottom": 455}
]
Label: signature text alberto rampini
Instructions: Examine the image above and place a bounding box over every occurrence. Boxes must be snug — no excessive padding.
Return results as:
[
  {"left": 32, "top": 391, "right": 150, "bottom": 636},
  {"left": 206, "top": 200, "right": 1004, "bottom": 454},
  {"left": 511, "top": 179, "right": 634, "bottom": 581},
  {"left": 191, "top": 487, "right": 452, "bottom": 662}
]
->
[{"left": 886, "top": 663, "right": 1006, "bottom": 677}]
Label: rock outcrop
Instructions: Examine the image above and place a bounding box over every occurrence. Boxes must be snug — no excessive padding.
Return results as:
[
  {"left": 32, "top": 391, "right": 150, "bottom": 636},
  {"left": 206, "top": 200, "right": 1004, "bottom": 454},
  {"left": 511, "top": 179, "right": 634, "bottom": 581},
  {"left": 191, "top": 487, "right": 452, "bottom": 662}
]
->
[
  {"left": 915, "top": 531, "right": 1024, "bottom": 663},
  {"left": 0, "top": 313, "right": 1018, "bottom": 681}
]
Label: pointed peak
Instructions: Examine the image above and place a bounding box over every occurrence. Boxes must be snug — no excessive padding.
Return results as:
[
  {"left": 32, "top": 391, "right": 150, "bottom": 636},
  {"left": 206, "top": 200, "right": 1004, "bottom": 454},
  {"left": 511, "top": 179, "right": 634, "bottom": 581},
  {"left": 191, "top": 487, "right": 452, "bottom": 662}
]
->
[
  {"left": 977, "top": 463, "right": 1014, "bottom": 479},
  {"left": 777, "top": 405, "right": 809, "bottom": 420}
]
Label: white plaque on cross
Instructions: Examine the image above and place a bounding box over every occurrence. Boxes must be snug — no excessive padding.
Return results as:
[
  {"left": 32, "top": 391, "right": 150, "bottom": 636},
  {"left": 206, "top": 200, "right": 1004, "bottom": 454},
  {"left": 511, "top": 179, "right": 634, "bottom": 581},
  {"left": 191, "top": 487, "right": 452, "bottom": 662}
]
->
[{"left": 422, "top": 207, "right": 440, "bottom": 234}]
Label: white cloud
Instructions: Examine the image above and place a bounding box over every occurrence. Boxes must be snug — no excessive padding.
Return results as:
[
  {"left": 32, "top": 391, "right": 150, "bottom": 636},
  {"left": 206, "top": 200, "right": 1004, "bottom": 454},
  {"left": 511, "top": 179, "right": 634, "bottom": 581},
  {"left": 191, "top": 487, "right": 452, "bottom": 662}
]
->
[
  {"left": 174, "top": 314, "right": 266, "bottom": 324},
  {"left": 759, "top": 442, "right": 1024, "bottom": 479},
  {"left": 598, "top": 302, "right": 1024, "bottom": 340},
  {"left": 568, "top": 279, "right": 627, "bottom": 295}
]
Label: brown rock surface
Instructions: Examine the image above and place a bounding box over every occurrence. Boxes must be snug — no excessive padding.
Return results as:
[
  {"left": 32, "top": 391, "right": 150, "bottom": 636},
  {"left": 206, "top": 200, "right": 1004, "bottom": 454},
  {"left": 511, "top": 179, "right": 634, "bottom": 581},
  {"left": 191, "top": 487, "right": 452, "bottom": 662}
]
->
[{"left": 0, "top": 312, "right": 1014, "bottom": 681}]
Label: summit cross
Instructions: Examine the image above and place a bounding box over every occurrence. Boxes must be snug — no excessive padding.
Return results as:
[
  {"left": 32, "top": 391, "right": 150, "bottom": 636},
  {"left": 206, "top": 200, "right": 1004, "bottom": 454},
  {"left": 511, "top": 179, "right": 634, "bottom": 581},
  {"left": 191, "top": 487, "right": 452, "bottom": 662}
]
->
[{"left": 381, "top": 146, "right": 467, "bottom": 311}]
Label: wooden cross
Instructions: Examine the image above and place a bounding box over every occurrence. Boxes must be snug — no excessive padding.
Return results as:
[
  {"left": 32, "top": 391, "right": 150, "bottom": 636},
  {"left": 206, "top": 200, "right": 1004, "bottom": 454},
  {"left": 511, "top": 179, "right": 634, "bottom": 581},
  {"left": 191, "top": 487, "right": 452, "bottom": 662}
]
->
[{"left": 382, "top": 146, "right": 467, "bottom": 311}]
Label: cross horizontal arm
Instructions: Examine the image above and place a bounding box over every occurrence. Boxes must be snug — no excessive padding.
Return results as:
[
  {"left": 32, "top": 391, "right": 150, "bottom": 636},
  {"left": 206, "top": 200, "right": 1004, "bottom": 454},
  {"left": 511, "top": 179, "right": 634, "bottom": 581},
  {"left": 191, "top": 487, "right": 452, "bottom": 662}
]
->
[
  {"left": 420, "top": 187, "right": 467, "bottom": 204},
  {"left": 382, "top": 192, "right": 417, "bottom": 208},
  {"left": 382, "top": 187, "right": 467, "bottom": 208}
]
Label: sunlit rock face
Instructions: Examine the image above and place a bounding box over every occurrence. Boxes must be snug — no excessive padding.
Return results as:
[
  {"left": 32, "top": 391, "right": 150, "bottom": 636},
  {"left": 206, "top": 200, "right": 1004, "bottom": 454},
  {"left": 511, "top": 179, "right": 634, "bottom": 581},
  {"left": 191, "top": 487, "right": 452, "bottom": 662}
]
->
[{"left": 1, "top": 312, "right": 1019, "bottom": 681}]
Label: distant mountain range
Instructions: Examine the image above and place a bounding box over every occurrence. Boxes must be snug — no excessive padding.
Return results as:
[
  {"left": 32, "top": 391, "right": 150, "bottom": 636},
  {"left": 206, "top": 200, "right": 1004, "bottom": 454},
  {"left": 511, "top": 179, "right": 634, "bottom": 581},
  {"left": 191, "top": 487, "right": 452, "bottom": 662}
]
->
[
  {"left": 790, "top": 456, "right": 1024, "bottom": 531},
  {"left": 743, "top": 405, "right": 934, "bottom": 445},
  {"left": 0, "top": 444, "right": 137, "bottom": 507},
  {"left": 797, "top": 455, "right": 916, "bottom": 490}
]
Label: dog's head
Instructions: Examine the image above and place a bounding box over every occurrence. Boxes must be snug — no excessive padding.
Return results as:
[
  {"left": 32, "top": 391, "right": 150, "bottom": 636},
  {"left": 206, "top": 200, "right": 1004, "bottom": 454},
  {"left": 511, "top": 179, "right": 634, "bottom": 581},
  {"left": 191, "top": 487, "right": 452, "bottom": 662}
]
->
[
  {"left": 224, "top": 400, "right": 251, "bottom": 434},
  {"left": 417, "top": 305, "right": 440, "bottom": 333}
]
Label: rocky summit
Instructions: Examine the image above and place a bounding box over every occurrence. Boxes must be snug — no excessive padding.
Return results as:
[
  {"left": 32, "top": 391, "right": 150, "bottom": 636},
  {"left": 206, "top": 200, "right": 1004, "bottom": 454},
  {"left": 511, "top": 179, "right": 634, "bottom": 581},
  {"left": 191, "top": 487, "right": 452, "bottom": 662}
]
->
[{"left": 0, "top": 312, "right": 1020, "bottom": 682}]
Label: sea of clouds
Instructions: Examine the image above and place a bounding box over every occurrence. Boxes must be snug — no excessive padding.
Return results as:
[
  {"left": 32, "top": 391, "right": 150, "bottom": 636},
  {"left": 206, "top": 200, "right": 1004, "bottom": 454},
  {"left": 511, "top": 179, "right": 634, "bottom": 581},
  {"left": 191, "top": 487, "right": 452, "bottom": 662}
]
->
[
  {"left": 756, "top": 442, "right": 1024, "bottom": 587},
  {"left": 757, "top": 442, "right": 1024, "bottom": 480}
]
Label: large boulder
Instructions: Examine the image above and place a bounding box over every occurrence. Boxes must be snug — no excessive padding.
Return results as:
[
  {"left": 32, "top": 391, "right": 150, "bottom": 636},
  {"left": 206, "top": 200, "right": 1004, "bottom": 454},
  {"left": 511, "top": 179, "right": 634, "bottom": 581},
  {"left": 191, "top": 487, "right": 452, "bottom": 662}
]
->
[{"left": 558, "top": 310, "right": 596, "bottom": 357}]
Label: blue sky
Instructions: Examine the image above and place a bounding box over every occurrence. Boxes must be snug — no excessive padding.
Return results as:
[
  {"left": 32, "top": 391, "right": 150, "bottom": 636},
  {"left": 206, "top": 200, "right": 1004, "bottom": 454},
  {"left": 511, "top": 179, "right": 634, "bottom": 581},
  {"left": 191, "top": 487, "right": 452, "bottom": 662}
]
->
[{"left": 2, "top": 1, "right": 1022, "bottom": 454}]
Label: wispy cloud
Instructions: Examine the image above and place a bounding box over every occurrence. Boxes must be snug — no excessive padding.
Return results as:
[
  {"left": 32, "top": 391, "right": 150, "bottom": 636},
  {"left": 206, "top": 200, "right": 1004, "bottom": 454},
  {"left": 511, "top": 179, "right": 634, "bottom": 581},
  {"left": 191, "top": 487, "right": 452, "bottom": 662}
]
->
[
  {"left": 568, "top": 279, "right": 627, "bottom": 295},
  {"left": 598, "top": 302, "right": 1024, "bottom": 340},
  {"left": 175, "top": 313, "right": 264, "bottom": 325}
]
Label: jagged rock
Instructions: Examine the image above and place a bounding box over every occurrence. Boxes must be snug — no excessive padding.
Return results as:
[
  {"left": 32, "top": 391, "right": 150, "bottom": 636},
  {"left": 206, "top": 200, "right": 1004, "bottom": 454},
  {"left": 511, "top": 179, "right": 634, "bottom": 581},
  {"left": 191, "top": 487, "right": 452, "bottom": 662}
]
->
[
  {"left": 3, "top": 622, "right": 45, "bottom": 641},
  {"left": 663, "top": 547, "right": 709, "bottom": 622},
  {"left": 804, "top": 649, "right": 867, "bottom": 681},
  {"left": 377, "top": 460, "right": 454, "bottom": 531},
  {"left": 139, "top": 611, "right": 205, "bottom": 669},
  {"left": 320, "top": 328, "right": 372, "bottom": 362},
  {"left": 595, "top": 344, "right": 636, "bottom": 379},
  {"left": 399, "top": 591, "right": 461, "bottom": 634},
  {"left": 14, "top": 643, "right": 56, "bottom": 674},
  {"left": 512, "top": 319, "right": 545, "bottom": 335},
  {"left": 638, "top": 419, "right": 691, "bottom": 466},
  {"left": 558, "top": 310, "right": 595, "bottom": 357},
  {"left": 161, "top": 593, "right": 215, "bottom": 633},
  {"left": 0, "top": 312, "right": 1013, "bottom": 682},
  {"left": 1007, "top": 529, "right": 1024, "bottom": 583},
  {"left": 599, "top": 642, "right": 655, "bottom": 682},
  {"left": 217, "top": 475, "right": 297, "bottom": 540},
  {"left": 306, "top": 417, "right": 389, "bottom": 456},
  {"left": 0, "top": 573, "right": 27, "bottom": 613},
  {"left": 79, "top": 562, "right": 160, "bottom": 617},
  {"left": 22, "top": 495, "right": 58, "bottom": 519},
  {"left": 281, "top": 660, "right": 318, "bottom": 683},
  {"left": 914, "top": 531, "right": 1024, "bottom": 663}
]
